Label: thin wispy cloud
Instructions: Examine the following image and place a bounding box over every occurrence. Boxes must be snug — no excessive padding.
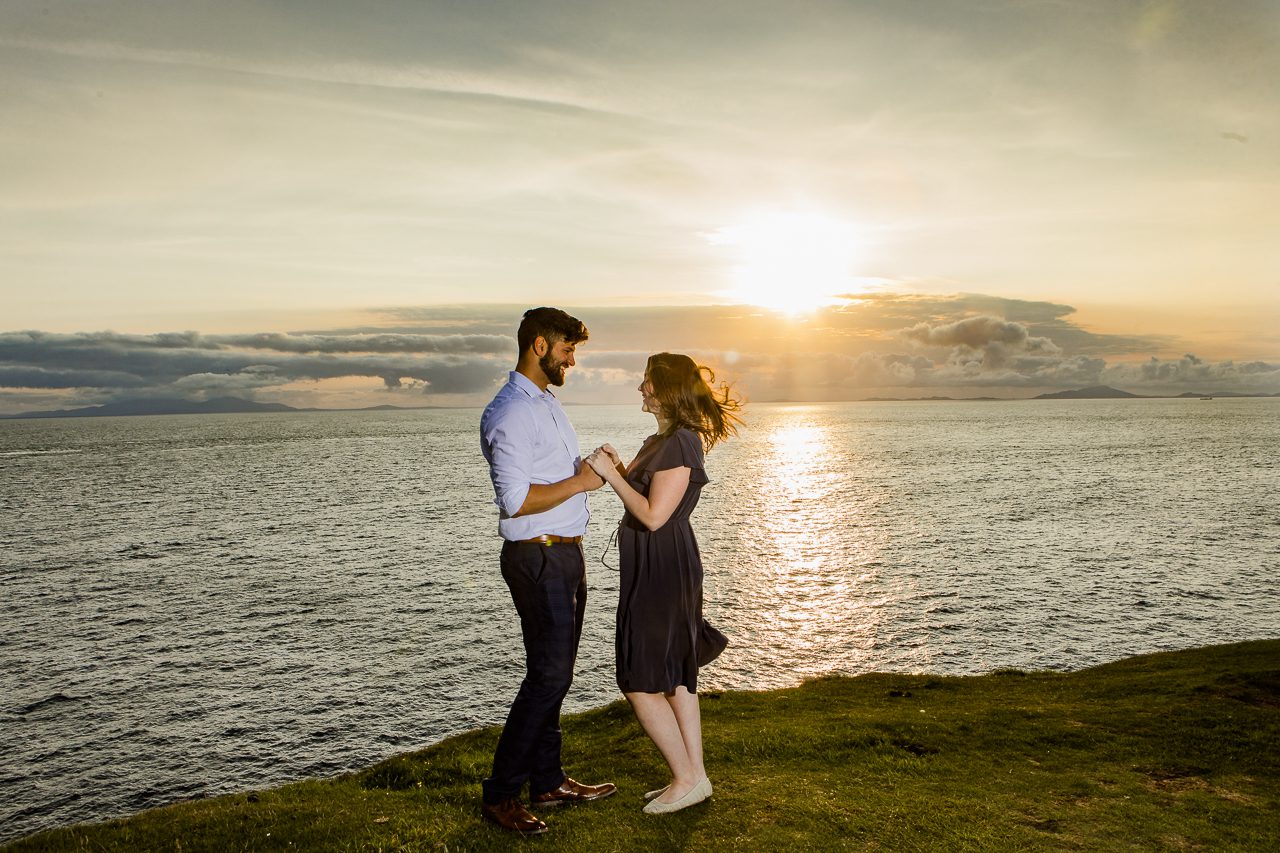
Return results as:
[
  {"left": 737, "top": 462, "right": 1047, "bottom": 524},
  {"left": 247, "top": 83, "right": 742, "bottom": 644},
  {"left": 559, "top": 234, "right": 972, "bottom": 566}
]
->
[
  {"left": 0, "top": 33, "right": 619, "bottom": 118},
  {"left": 0, "top": 1, "right": 1276, "bottom": 400}
]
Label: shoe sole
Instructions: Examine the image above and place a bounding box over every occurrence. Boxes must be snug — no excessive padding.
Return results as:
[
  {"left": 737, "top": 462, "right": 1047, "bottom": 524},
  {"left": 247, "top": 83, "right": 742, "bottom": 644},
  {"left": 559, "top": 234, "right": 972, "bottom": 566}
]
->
[{"left": 482, "top": 815, "right": 549, "bottom": 835}]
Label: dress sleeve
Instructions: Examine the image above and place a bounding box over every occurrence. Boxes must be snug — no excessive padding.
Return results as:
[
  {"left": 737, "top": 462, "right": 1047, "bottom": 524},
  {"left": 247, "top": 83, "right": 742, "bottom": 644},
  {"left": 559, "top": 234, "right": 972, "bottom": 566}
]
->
[{"left": 640, "top": 428, "right": 710, "bottom": 488}]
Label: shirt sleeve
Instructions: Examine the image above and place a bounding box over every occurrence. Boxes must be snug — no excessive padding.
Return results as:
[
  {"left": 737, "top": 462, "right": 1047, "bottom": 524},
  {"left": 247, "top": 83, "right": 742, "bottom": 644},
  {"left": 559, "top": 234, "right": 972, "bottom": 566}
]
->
[{"left": 482, "top": 402, "right": 537, "bottom": 518}]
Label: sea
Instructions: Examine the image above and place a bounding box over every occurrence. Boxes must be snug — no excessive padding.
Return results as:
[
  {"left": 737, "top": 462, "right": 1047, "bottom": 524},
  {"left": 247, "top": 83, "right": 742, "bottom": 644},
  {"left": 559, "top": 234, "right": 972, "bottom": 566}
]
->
[{"left": 1, "top": 398, "right": 1277, "bottom": 842}]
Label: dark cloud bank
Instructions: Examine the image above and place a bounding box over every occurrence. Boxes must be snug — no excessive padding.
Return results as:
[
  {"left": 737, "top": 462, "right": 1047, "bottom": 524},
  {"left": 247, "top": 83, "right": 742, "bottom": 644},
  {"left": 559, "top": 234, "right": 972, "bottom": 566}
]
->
[{"left": 1, "top": 297, "right": 1276, "bottom": 413}]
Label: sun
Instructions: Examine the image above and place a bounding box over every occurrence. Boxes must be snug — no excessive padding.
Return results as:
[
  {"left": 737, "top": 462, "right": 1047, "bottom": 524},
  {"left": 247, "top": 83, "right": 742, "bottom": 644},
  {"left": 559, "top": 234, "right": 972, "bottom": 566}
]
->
[{"left": 706, "top": 210, "right": 863, "bottom": 314}]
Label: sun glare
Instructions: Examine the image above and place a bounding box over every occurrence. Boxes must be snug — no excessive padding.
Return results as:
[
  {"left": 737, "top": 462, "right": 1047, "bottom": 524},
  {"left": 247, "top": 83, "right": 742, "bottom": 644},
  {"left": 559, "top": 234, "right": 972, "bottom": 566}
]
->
[{"left": 707, "top": 211, "right": 862, "bottom": 315}]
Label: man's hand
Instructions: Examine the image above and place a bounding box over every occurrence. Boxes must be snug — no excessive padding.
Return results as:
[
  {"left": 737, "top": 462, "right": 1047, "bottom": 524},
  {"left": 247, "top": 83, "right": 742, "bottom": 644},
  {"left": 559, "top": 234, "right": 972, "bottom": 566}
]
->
[
  {"left": 512, "top": 460, "right": 604, "bottom": 516},
  {"left": 577, "top": 458, "right": 606, "bottom": 491}
]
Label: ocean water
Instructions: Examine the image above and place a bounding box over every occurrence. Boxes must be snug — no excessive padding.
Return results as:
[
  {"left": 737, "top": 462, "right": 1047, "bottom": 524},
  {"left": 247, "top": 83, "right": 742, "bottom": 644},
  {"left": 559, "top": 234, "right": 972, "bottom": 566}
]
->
[{"left": 1, "top": 399, "right": 1277, "bottom": 841}]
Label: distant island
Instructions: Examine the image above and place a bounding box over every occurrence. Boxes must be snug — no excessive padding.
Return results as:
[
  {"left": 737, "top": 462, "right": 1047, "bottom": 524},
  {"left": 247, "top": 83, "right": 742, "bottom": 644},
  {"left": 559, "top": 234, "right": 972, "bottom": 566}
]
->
[
  {"left": 864, "top": 395, "right": 1000, "bottom": 402},
  {"left": 875, "top": 385, "right": 1278, "bottom": 402},
  {"left": 1032, "top": 385, "right": 1141, "bottom": 399},
  {"left": 1, "top": 388, "right": 1276, "bottom": 419},
  {"left": 1031, "top": 385, "right": 1279, "bottom": 400}
]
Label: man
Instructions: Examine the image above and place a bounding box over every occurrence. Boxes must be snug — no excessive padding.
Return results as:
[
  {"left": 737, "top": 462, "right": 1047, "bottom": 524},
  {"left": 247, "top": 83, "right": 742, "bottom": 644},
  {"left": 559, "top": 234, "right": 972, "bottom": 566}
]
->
[{"left": 478, "top": 307, "right": 617, "bottom": 835}]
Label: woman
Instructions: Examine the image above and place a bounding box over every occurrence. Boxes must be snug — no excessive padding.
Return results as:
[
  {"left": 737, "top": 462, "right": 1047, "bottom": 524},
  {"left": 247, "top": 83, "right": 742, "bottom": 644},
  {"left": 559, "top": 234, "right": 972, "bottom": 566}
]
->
[{"left": 585, "top": 352, "right": 742, "bottom": 815}]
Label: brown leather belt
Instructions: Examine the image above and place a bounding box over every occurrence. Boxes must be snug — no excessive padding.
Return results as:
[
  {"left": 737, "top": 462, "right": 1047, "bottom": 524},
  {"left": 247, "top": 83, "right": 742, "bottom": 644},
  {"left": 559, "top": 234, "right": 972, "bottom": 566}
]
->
[{"left": 520, "top": 534, "right": 583, "bottom": 546}]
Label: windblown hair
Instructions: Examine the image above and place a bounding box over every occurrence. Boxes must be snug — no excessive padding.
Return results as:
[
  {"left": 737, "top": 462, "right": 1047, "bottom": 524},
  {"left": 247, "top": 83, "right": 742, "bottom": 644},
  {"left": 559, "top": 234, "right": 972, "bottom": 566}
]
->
[
  {"left": 645, "top": 352, "right": 744, "bottom": 450},
  {"left": 517, "top": 307, "right": 589, "bottom": 353}
]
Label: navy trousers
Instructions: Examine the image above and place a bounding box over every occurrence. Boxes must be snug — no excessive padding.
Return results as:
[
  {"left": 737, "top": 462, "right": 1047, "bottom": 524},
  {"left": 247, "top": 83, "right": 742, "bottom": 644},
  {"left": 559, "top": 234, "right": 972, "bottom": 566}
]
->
[{"left": 482, "top": 540, "right": 587, "bottom": 804}]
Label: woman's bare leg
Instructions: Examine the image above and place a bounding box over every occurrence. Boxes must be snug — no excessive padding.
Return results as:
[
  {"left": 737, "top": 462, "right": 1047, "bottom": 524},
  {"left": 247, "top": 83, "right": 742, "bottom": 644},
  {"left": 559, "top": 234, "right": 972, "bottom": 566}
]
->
[
  {"left": 665, "top": 687, "right": 705, "bottom": 782},
  {"left": 626, "top": 691, "right": 700, "bottom": 802}
]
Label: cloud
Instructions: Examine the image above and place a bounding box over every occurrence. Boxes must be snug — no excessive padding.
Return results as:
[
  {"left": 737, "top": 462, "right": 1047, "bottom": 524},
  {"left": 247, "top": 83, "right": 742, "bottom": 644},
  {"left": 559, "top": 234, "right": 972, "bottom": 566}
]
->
[
  {"left": 818, "top": 352, "right": 935, "bottom": 387},
  {"left": 0, "top": 365, "right": 151, "bottom": 390},
  {"left": 3, "top": 329, "right": 512, "bottom": 355},
  {"left": 926, "top": 353, "right": 1107, "bottom": 389},
  {"left": 1104, "top": 354, "right": 1280, "bottom": 393},
  {"left": 0, "top": 330, "right": 510, "bottom": 400},
  {"left": 848, "top": 292, "right": 1078, "bottom": 327},
  {"left": 774, "top": 343, "right": 1105, "bottom": 394},
  {"left": 377, "top": 295, "right": 1164, "bottom": 364},
  {"left": 901, "top": 315, "right": 1061, "bottom": 354},
  {"left": 214, "top": 332, "right": 512, "bottom": 355},
  {"left": 169, "top": 366, "right": 285, "bottom": 395},
  {"left": 896, "top": 314, "right": 1084, "bottom": 385},
  {"left": 841, "top": 293, "right": 1161, "bottom": 356},
  {"left": 1, "top": 296, "right": 1276, "bottom": 413}
]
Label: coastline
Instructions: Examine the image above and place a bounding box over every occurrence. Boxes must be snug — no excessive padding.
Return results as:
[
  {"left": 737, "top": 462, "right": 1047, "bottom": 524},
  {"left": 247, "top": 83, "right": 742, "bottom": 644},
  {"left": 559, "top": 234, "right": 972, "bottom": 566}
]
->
[{"left": 6, "top": 639, "right": 1278, "bottom": 851}]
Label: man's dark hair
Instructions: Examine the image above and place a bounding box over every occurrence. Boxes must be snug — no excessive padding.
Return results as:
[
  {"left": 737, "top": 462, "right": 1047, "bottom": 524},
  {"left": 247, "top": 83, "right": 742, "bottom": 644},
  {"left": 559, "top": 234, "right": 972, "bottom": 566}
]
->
[{"left": 517, "top": 307, "right": 589, "bottom": 353}]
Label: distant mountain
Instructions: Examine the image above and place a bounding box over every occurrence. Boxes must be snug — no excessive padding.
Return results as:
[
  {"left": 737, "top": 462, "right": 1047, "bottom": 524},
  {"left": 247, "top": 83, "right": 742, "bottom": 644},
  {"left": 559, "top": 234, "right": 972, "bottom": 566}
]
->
[
  {"left": 2, "top": 397, "right": 300, "bottom": 419},
  {"left": 863, "top": 395, "right": 1001, "bottom": 402},
  {"left": 1034, "top": 385, "right": 1143, "bottom": 400},
  {"left": 1173, "top": 391, "right": 1276, "bottom": 399},
  {"left": 1036, "top": 386, "right": 1280, "bottom": 400}
]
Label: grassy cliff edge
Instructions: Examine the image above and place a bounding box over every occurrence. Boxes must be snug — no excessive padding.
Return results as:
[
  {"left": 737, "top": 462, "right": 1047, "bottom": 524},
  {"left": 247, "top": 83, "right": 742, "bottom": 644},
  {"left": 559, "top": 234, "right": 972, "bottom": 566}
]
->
[{"left": 7, "top": 640, "right": 1279, "bottom": 851}]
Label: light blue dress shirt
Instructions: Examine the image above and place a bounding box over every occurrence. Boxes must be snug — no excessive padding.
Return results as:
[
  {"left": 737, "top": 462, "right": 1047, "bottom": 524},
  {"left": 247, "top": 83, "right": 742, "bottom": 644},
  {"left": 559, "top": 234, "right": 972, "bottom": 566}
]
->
[{"left": 480, "top": 371, "right": 590, "bottom": 541}]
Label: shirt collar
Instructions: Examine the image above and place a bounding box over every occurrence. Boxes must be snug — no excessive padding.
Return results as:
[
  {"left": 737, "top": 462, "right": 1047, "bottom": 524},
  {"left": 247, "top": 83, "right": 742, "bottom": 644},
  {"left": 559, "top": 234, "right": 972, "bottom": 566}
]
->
[{"left": 509, "top": 370, "right": 549, "bottom": 399}]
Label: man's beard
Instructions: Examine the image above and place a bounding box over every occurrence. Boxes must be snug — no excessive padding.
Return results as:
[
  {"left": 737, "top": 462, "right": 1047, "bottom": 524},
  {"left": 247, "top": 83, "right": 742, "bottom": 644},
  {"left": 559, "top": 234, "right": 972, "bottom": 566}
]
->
[{"left": 540, "top": 351, "right": 567, "bottom": 386}]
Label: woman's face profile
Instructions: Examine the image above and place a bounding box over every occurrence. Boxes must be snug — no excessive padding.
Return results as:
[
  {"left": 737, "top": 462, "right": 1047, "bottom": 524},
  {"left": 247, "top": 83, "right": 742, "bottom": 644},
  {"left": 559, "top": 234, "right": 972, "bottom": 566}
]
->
[{"left": 638, "top": 375, "right": 661, "bottom": 415}]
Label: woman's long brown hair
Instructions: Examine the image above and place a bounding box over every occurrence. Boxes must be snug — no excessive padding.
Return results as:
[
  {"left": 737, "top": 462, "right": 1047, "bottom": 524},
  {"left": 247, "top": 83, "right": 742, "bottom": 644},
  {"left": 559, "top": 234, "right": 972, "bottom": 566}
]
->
[{"left": 645, "top": 352, "right": 744, "bottom": 450}]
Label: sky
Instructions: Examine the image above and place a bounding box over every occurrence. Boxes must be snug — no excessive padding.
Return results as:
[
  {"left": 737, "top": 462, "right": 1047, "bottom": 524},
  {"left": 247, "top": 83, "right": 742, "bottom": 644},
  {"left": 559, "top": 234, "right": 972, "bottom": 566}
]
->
[{"left": 2, "top": 0, "right": 1278, "bottom": 412}]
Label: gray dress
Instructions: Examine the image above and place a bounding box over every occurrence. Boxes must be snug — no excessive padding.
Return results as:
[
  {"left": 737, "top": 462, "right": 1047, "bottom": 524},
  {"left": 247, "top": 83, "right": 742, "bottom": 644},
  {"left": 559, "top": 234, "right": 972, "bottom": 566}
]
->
[{"left": 615, "top": 428, "right": 712, "bottom": 694}]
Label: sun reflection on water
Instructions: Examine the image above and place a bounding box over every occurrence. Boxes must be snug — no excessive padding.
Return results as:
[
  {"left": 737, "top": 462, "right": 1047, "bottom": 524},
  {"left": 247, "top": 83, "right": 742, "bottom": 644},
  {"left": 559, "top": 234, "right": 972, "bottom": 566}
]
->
[{"left": 703, "top": 405, "right": 896, "bottom": 687}]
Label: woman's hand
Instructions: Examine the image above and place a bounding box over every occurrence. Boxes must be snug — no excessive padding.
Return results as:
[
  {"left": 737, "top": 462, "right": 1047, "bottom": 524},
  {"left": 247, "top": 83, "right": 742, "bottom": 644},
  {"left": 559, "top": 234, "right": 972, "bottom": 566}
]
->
[
  {"left": 585, "top": 449, "right": 615, "bottom": 479},
  {"left": 598, "top": 443, "right": 623, "bottom": 467}
]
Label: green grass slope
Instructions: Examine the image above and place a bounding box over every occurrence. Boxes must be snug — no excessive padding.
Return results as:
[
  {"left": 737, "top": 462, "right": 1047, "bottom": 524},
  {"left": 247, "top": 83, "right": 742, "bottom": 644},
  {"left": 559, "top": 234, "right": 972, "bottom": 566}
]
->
[{"left": 8, "top": 640, "right": 1278, "bottom": 851}]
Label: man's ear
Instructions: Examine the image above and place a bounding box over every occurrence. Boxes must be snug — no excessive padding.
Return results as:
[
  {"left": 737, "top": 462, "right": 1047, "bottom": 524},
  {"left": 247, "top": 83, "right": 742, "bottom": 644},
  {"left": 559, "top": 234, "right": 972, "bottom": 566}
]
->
[{"left": 533, "top": 335, "right": 548, "bottom": 357}]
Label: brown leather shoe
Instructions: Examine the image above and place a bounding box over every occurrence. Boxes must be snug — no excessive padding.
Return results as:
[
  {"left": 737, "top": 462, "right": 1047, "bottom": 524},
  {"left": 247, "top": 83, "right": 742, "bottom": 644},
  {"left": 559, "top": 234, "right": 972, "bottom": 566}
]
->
[
  {"left": 530, "top": 776, "right": 618, "bottom": 807},
  {"left": 481, "top": 798, "right": 548, "bottom": 835}
]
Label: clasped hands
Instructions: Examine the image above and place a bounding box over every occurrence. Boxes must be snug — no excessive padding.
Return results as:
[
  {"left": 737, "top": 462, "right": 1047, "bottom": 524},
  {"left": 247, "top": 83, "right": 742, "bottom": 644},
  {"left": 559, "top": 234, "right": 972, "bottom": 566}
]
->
[{"left": 584, "top": 443, "right": 623, "bottom": 480}]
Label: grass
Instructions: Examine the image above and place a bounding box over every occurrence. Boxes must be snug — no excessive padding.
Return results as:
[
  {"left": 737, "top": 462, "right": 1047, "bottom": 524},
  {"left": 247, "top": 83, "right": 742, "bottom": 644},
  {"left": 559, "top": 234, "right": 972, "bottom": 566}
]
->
[{"left": 7, "top": 640, "right": 1279, "bottom": 852}]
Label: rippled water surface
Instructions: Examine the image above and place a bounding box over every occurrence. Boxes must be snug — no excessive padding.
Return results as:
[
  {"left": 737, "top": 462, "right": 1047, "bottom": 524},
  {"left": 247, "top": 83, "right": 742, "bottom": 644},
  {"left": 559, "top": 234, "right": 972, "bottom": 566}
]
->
[{"left": 1, "top": 399, "right": 1277, "bottom": 841}]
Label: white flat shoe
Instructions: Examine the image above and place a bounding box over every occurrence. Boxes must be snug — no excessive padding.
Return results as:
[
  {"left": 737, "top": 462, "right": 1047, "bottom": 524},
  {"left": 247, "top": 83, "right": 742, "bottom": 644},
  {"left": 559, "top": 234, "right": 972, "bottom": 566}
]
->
[
  {"left": 643, "top": 785, "right": 669, "bottom": 801},
  {"left": 642, "top": 777, "right": 712, "bottom": 815}
]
